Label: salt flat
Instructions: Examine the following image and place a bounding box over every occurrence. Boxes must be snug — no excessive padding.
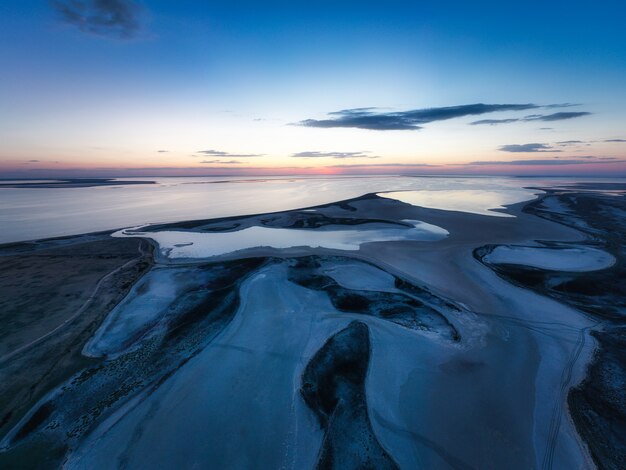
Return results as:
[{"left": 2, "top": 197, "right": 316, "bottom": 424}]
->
[{"left": 484, "top": 245, "right": 616, "bottom": 272}]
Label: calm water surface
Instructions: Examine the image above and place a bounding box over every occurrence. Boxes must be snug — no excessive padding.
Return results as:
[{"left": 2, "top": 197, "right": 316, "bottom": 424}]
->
[{"left": 0, "top": 175, "right": 620, "bottom": 243}]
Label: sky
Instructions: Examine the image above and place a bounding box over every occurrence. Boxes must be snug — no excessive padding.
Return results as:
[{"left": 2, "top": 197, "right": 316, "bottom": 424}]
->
[{"left": 1, "top": 0, "right": 625, "bottom": 177}]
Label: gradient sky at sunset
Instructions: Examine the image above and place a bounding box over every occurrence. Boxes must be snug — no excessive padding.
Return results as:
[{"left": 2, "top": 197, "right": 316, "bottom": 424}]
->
[{"left": 1, "top": 0, "right": 625, "bottom": 177}]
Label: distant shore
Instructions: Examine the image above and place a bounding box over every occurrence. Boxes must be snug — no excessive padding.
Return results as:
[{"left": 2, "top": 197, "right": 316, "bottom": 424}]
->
[{"left": 0, "top": 178, "right": 155, "bottom": 189}]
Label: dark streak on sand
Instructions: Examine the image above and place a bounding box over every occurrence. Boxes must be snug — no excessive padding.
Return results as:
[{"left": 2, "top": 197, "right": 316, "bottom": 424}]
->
[
  {"left": 301, "top": 321, "right": 399, "bottom": 470},
  {"left": 142, "top": 212, "right": 408, "bottom": 234},
  {"left": 261, "top": 212, "right": 410, "bottom": 230}
]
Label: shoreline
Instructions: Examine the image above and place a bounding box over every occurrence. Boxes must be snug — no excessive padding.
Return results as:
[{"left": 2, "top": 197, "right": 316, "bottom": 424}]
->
[{"left": 0, "top": 178, "right": 156, "bottom": 189}]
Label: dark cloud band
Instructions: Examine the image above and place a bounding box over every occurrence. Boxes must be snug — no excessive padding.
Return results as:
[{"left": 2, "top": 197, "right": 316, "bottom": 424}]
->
[
  {"left": 52, "top": 0, "right": 145, "bottom": 39},
  {"left": 468, "top": 157, "right": 623, "bottom": 166},
  {"left": 297, "top": 103, "right": 542, "bottom": 131},
  {"left": 471, "top": 111, "right": 591, "bottom": 125},
  {"left": 498, "top": 143, "right": 560, "bottom": 153}
]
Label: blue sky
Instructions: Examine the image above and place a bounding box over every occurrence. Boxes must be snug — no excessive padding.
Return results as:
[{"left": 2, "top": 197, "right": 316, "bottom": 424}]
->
[{"left": 1, "top": 0, "right": 625, "bottom": 176}]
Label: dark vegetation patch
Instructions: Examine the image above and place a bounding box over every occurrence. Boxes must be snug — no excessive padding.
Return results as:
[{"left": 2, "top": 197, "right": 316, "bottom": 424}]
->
[
  {"left": 201, "top": 223, "right": 242, "bottom": 232},
  {"left": 260, "top": 212, "right": 410, "bottom": 230},
  {"left": 288, "top": 256, "right": 459, "bottom": 340},
  {"left": 142, "top": 219, "right": 244, "bottom": 232},
  {"left": 0, "top": 438, "right": 67, "bottom": 470},
  {"left": 301, "top": 321, "right": 398, "bottom": 469},
  {"left": 150, "top": 211, "right": 407, "bottom": 233},
  {"left": 0, "top": 232, "right": 123, "bottom": 256},
  {"left": 163, "top": 258, "right": 266, "bottom": 342},
  {"left": 568, "top": 183, "right": 626, "bottom": 191},
  {"left": 14, "top": 403, "right": 54, "bottom": 441},
  {"left": 569, "top": 327, "right": 626, "bottom": 470}
]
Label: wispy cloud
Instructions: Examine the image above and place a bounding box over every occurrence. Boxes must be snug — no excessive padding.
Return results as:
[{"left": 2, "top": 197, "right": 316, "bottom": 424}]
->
[
  {"left": 329, "top": 163, "right": 437, "bottom": 168},
  {"left": 196, "top": 149, "right": 265, "bottom": 158},
  {"left": 200, "top": 160, "right": 243, "bottom": 164},
  {"left": 468, "top": 156, "right": 624, "bottom": 166},
  {"left": 500, "top": 140, "right": 598, "bottom": 152},
  {"left": 544, "top": 103, "right": 581, "bottom": 108},
  {"left": 605, "top": 139, "right": 626, "bottom": 142},
  {"left": 469, "top": 118, "right": 520, "bottom": 125},
  {"left": 51, "top": 0, "right": 146, "bottom": 39},
  {"left": 499, "top": 143, "right": 560, "bottom": 153},
  {"left": 296, "top": 104, "right": 589, "bottom": 131},
  {"left": 157, "top": 150, "right": 169, "bottom": 153},
  {"left": 471, "top": 111, "right": 591, "bottom": 125},
  {"left": 297, "top": 103, "right": 545, "bottom": 131},
  {"left": 291, "top": 151, "right": 379, "bottom": 159},
  {"left": 538, "top": 112, "right": 591, "bottom": 121}
]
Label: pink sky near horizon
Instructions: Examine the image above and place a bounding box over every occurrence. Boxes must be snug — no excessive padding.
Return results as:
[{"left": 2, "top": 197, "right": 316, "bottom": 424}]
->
[{"left": 2, "top": 160, "right": 626, "bottom": 178}]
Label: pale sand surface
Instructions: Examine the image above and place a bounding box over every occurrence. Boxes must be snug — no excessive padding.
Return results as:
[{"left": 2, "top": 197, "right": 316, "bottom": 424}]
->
[
  {"left": 83, "top": 266, "right": 218, "bottom": 358},
  {"left": 67, "top": 264, "right": 341, "bottom": 470},
  {"left": 351, "top": 199, "right": 593, "bottom": 468},
  {"left": 68, "top": 196, "right": 594, "bottom": 469}
]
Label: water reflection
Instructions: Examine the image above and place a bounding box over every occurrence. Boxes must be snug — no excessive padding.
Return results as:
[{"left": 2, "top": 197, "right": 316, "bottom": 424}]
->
[
  {"left": 378, "top": 188, "right": 539, "bottom": 217},
  {"left": 1, "top": 176, "right": 620, "bottom": 243},
  {"left": 115, "top": 219, "right": 448, "bottom": 260}
]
